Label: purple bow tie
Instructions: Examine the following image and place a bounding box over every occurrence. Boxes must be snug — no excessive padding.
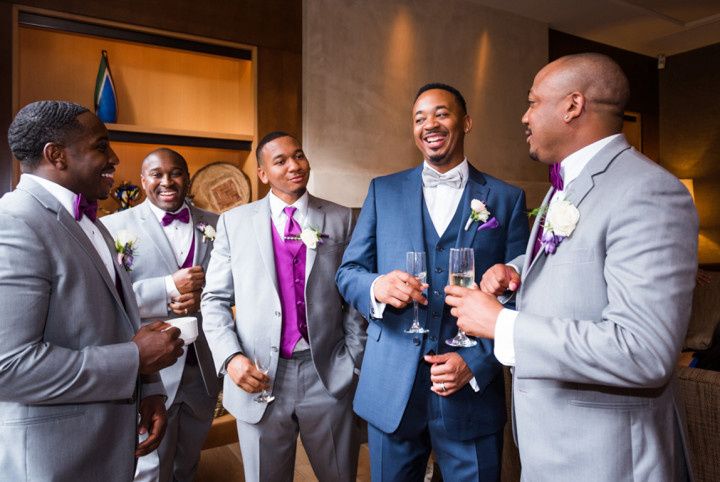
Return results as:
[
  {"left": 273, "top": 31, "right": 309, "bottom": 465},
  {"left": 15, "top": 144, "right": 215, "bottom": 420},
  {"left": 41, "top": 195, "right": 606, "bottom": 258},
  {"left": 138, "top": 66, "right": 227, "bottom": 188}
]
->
[
  {"left": 73, "top": 193, "right": 98, "bottom": 222},
  {"left": 549, "top": 163, "right": 564, "bottom": 191},
  {"left": 161, "top": 207, "right": 190, "bottom": 226}
]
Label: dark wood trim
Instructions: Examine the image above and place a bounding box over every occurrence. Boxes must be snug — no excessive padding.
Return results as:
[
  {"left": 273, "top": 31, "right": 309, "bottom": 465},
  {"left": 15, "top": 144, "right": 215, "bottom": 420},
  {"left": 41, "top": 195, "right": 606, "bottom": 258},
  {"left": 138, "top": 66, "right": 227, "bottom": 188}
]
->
[
  {"left": 108, "top": 130, "right": 252, "bottom": 151},
  {"left": 0, "top": 3, "right": 13, "bottom": 195},
  {"left": 19, "top": 11, "right": 252, "bottom": 60}
]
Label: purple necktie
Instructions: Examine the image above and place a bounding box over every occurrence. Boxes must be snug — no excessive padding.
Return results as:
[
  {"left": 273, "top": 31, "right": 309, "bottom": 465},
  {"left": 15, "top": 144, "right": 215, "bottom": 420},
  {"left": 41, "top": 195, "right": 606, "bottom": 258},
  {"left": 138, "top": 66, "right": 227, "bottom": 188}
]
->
[
  {"left": 283, "top": 206, "right": 302, "bottom": 240},
  {"left": 73, "top": 193, "right": 98, "bottom": 222},
  {"left": 161, "top": 207, "right": 190, "bottom": 226},
  {"left": 549, "top": 163, "right": 564, "bottom": 191}
]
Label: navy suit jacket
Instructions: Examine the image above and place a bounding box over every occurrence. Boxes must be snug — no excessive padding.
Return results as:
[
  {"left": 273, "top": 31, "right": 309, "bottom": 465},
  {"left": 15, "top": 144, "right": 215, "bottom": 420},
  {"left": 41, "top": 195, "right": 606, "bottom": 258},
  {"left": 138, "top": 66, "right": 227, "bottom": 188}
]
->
[{"left": 336, "top": 163, "right": 529, "bottom": 440}]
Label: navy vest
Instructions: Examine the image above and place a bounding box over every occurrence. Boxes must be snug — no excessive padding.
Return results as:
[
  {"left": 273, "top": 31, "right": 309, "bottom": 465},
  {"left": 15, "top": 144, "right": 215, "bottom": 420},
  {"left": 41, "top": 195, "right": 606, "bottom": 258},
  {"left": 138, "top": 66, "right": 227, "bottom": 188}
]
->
[{"left": 421, "top": 194, "right": 465, "bottom": 355}]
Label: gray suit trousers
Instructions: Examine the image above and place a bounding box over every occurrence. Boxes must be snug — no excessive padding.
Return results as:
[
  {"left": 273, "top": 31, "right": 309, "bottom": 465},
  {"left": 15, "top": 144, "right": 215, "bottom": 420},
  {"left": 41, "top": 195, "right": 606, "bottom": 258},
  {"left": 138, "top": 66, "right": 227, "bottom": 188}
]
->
[{"left": 236, "top": 351, "right": 359, "bottom": 482}]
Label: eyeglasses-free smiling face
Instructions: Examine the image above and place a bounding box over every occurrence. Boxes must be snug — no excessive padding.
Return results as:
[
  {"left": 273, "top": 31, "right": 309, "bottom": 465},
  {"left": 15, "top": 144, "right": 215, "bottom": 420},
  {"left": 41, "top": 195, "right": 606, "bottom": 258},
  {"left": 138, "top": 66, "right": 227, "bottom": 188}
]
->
[
  {"left": 140, "top": 150, "right": 191, "bottom": 212},
  {"left": 412, "top": 88, "right": 471, "bottom": 173},
  {"left": 257, "top": 135, "right": 310, "bottom": 205}
]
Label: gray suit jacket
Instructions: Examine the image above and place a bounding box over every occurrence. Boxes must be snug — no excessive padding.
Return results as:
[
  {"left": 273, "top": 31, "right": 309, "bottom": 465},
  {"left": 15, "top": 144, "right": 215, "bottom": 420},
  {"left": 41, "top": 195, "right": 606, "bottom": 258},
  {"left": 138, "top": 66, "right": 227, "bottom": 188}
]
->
[
  {"left": 511, "top": 136, "right": 698, "bottom": 481},
  {"left": 201, "top": 194, "right": 366, "bottom": 423},
  {"left": 102, "top": 200, "right": 221, "bottom": 404},
  {"left": 0, "top": 178, "right": 164, "bottom": 482}
]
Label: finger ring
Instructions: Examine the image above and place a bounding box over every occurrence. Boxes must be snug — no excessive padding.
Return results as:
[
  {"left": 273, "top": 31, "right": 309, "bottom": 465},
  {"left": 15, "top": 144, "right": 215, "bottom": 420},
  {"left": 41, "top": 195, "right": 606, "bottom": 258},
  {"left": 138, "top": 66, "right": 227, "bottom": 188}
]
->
[{"left": 441, "top": 382, "right": 447, "bottom": 392}]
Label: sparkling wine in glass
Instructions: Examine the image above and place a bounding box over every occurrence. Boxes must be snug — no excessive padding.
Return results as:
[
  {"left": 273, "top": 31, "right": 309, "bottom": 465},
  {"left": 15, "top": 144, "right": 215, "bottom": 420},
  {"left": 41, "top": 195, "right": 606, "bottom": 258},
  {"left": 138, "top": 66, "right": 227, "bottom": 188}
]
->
[
  {"left": 253, "top": 336, "right": 275, "bottom": 404},
  {"left": 446, "top": 247, "right": 478, "bottom": 347},
  {"left": 405, "top": 251, "right": 429, "bottom": 334}
]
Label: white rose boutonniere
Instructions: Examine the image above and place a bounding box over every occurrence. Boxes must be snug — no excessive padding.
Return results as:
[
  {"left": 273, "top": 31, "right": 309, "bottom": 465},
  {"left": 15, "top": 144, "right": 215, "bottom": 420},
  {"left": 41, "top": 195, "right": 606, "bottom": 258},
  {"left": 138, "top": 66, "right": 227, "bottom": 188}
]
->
[
  {"left": 114, "top": 230, "right": 138, "bottom": 271},
  {"left": 196, "top": 223, "right": 216, "bottom": 243},
  {"left": 541, "top": 200, "right": 580, "bottom": 254},
  {"left": 464, "top": 199, "right": 491, "bottom": 231}
]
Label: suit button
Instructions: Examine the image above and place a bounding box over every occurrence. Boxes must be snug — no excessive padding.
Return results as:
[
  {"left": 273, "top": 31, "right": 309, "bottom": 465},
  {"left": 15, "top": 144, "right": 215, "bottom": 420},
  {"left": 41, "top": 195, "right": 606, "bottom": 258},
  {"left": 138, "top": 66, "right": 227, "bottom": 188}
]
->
[
  {"left": 437, "top": 246, "right": 444, "bottom": 252},
  {"left": 296, "top": 301, "right": 304, "bottom": 306},
  {"left": 432, "top": 312, "right": 439, "bottom": 318},
  {"left": 435, "top": 267, "right": 443, "bottom": 273},
  {"left": 295, "top": 278, "right": 302, "bottom": 284},
  {"left": 271, "top": 346, "right": 279, "bottom": 352},
  {"left": 433, "top": 290, "right": 440, "bottom": 296},
  {"left": 413, "top": 337, "right": 421, "bottom": 346},
  {"left": 293, "top": 258, "right": 299, "bottom": 265},
  {"left": 430, "top": 336, "right": 437, "bottom": 342},
  {"left": 274, "top": 311, "right": 281, "bottom": 317}
]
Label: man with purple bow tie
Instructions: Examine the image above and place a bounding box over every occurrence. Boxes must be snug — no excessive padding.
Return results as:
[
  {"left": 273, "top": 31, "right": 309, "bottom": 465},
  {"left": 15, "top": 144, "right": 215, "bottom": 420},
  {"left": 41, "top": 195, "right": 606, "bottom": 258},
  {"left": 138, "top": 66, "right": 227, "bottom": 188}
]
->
[
  {"left": 201, "top": 131, "right": 366, "bottom": 482},
  {"left": 103, "top": 148, "right": 220, "bottom": 482},
  {"left": 446, "top": 54, "right": 697, "bottom": 480},
  {"left": 0, "top": 101, "right": 183, "bottom": 481}
]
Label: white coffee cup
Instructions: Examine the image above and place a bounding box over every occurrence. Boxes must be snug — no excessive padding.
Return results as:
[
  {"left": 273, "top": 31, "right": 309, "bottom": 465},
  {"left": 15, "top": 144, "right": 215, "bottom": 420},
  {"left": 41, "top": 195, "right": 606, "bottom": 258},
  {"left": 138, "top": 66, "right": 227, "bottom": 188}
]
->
[{"left": 165, "top": 316, "right": 198, "bottom": 344}]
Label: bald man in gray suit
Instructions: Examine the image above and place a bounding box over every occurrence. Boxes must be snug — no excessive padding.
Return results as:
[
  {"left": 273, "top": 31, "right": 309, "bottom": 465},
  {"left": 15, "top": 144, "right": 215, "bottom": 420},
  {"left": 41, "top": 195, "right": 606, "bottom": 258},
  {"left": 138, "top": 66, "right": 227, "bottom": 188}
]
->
[
  {"left": 446, "top": 54, "right": 697, "bottom": 481},
  {"left": 0, "top": 101, "right": 183, "bottom": 481}
]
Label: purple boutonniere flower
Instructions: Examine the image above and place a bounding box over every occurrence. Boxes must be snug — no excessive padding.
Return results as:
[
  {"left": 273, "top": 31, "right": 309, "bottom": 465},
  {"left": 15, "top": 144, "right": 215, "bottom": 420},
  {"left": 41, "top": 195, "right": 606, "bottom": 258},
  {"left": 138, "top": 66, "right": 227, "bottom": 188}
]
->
[{"left": 477, "top": 217, "right": 499, "bottom": 232}]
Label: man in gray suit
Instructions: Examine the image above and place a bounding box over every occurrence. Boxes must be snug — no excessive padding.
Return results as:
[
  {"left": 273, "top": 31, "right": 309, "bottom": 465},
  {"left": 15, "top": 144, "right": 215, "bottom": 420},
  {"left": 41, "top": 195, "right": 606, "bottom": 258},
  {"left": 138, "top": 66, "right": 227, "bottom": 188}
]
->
[
  {"left": 103, "top": 148, "right": 220, "bottom": 482},
  {"left": 445, "top": 54, "right": 698, "bottom": 480},
  {"left": 0, "top": 100, "right": 183, "bottom": 481},
  {"left": 202, "top": 131, "right": 366, "bottom": 482}
]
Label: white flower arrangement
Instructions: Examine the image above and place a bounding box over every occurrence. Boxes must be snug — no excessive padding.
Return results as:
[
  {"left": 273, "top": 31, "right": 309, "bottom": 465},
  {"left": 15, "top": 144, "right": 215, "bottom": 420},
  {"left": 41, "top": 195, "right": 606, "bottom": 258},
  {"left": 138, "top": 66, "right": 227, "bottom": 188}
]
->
[
  {"left": 196, "top": 223, "right": 216, "bottom": 243},
  {"left": 114, "top": 230, "right": 138, "bottom": 271},
  {"left": 285, "top": 226, "right": 328, "bottom": 249},
  {"left": 464, "top": 199, "right": 491, "bottom": 231}
]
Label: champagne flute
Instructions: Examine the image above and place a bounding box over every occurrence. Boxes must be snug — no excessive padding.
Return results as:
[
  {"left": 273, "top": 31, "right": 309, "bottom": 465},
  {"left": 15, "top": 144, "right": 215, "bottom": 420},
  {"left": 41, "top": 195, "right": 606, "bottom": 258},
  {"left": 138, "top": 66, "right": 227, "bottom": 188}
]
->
[
  {"left": 446, "top": 247, "right": 478, "bottom": 347},
  {"left": 253, "top": 335, "right": 275, "bottom": 404},
  {"left": 404, "top": 251, "right": 429, "bottom": 334}
]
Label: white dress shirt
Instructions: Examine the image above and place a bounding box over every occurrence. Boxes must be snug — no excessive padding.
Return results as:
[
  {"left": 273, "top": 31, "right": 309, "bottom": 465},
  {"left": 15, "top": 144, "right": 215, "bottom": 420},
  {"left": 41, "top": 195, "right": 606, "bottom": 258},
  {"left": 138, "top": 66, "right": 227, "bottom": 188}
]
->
[
  {"left": 268, "top": 190, "right": 310, "bottom": 353},
  {"left": 23, "top": 174, "right": 115, "bottom": 279},
  {"left": 494, "top": 134, "right": 622, "bottom": 365},
  {"left": 147, "top": 202, "right": 195, "bottom": 300}
]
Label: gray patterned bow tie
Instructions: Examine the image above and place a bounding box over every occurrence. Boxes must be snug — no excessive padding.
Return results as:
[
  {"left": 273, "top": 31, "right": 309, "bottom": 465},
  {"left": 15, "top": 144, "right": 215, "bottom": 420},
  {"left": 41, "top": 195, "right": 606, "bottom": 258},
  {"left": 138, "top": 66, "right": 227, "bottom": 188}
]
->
[{"left": 422, "top": 167, "right": 463, "bottom": 189}]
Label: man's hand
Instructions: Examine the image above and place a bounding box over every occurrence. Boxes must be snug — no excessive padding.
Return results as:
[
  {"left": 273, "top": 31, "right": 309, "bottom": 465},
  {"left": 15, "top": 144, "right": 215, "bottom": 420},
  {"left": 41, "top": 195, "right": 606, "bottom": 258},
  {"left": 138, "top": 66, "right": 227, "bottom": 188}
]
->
[
  {"left": 374, "top": 270, "right": 428, "bottom": 309},
  {"left": 168, "top": 291, "right": 201, "bottom": 315},
  {"left": 445, "top": 285, "right": 503, "bottom": 339},
  {"left": 136, "top": 394, "right": 167, "bottom": 457},
  {"left": 226, "top": 354, "right": 269, "bottom": 393},
  {"left": 480, "top": 264, "right": 521, "bottom": 295},
  {"left": 132, "top": 321, "right": 184, "bottom": 375},
  {"left": 172, "top": 266, "right": 205, "bottom": 294},
  {"left": 424, "top": 352, "right": 473, "bottom": 397}
]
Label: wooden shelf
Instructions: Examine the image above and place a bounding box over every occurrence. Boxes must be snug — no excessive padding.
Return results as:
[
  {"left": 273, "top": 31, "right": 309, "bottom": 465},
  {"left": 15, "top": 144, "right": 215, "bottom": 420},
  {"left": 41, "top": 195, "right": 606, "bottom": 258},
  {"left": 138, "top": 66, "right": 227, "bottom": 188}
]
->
[{"left": 106, "top": 124, "right": 253, "bottom": 150}]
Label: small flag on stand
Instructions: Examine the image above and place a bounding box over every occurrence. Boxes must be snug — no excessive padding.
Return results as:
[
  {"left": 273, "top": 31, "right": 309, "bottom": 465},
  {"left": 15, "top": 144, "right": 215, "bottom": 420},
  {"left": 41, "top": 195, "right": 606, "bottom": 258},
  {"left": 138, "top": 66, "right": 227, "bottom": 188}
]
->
[{"left": 94, "top": 50, "right": 117, "bottom": 123}]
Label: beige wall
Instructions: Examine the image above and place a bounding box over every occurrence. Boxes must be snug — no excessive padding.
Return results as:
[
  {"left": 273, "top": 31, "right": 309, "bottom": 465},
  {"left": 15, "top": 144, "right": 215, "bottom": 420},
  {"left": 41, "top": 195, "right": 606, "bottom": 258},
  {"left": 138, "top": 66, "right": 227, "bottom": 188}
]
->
[{"left": 303, "top": 0, "right": 550, "bottom": 208}]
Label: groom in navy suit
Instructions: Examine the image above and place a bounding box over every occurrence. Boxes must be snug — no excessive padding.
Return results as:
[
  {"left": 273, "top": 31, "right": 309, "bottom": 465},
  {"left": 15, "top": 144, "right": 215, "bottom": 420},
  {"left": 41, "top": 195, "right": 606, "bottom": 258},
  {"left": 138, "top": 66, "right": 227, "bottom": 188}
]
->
[{"left": 336, "top": 83, "right": 529, "bottom": 480}]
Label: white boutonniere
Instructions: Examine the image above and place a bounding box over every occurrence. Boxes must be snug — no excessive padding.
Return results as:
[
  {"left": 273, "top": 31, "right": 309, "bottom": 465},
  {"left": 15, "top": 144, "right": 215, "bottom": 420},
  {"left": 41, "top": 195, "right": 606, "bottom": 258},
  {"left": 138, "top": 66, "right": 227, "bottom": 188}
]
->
[
  {"left": 464, "top": 199, "right": 491, "bottom": 231},
  {"left": 286, "top": 226, "right": 328, "bottom": 249},
  {"left": 196, "top": 222, "right": 216, "bottom": 243},
  {"left": 114, "top": 229, "right": 138, "bottom": 271},
  {"left": 540, "top": 200, "right": 580, "bottom": 254}
]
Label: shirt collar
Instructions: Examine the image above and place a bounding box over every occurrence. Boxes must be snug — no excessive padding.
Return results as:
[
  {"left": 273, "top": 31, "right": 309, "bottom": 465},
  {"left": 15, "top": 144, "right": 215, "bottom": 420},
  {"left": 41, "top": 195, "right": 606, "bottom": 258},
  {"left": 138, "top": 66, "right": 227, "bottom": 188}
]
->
[
  {"left": 422, "top": 158, "right": 469, "bottom": 189},
  {"left": 22, "top": 173, "right": 77, "bottom": 217},
  {"left": 269, "top": 190, "right": 309, "bottom": 221},
  {"left": 148, "top": 200, "right": 190, "bottom": 225},
  {"left": 559, "top": 134, "right": 622, "bottom": 189}
]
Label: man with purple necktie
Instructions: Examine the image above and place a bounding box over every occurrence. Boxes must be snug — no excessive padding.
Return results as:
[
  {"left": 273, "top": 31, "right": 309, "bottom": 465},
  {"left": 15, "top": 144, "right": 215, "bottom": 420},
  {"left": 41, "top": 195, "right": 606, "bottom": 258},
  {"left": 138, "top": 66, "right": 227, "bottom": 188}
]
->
[
  {"left": 201, "top": 131, "right": 366, "bottom": 482},
  {"left": 103, "top": 148, "right": 220, "bottom": 482}
]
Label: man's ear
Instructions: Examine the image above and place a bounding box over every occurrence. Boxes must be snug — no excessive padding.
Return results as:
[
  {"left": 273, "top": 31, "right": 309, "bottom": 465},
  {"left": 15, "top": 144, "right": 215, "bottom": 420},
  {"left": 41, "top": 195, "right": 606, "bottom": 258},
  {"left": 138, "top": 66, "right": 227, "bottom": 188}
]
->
[
  {"left": 463, "top": 115, "right": 473, "bottom": 134},
  {"left": 43, "top": 142, "right": 67, "bottom": 170},
  {"left": 564, "top": 91, "right": 585, "bottom": 122},
  {"left": 257, "top": 164, "right": 269, "bottom": 185}
]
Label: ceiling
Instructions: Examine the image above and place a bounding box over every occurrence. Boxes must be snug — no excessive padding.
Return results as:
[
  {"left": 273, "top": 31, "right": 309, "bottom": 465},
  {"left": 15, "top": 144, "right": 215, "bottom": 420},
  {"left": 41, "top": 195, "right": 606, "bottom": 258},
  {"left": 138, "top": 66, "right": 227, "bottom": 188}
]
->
[{"left": 470, "top": 0, "right": 720, "bottom": 57}]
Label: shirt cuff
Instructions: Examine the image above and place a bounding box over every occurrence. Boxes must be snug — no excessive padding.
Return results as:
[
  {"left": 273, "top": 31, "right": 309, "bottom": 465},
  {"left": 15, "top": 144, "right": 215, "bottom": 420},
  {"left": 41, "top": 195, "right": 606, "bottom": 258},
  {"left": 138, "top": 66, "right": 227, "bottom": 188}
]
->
[
  {"left": 469, "top": 377, "right": 480, "bottom": 392},
  {"left": 369, "top": 276, "right": 387, "bottom": 319},
  {"left": 165, "top": 275, "right": 181, "bottom": 302},
  {"left": 494, "top": 308, "right": 518, "bottom": 366}
]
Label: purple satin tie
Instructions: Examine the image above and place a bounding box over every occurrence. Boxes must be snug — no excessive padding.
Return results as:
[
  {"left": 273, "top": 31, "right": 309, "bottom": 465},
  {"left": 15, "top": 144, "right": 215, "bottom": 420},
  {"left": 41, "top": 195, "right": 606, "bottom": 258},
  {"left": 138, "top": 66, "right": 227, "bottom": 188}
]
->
[
  {"left": 161, "top": 207, "right": 190, "bottom": 226},
  {"left": 549, "top": 163, "right": 564, "bottom": 191},
  {"left": 283, "top": 206, "right": 302, "bottom": 239},
  {"left": 73, "top": 193, "right": 98, "bottom": 222}
]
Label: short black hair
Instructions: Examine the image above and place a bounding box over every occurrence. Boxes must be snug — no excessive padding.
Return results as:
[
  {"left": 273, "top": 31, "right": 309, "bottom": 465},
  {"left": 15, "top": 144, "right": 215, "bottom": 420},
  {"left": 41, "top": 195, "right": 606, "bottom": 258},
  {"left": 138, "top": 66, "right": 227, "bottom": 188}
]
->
[
  {"left": 142, "top": 147, "right": 189, "bottom": 174},
  {"left": 256, "top": 130, "right": 298, "bottom": 165},
  {"left": 415, "top": 83, "right": 467, "bottom": 115},
  {"left": 8, "top": 100, "right": 89, "bottom": 170}
]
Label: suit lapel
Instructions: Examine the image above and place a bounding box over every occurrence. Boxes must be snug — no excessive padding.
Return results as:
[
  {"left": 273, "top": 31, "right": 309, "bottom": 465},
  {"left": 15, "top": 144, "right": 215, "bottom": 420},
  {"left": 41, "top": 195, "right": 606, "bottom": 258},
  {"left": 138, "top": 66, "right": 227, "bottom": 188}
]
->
[
  {"left": 138, "top": 201, "right": 180, "bottom": 272},
  {"left": 99, "top": 223, "right": 138, "bottom": 332},
  {"left": 402, "top": 166, "right": 425, "bottom": 253},
  {"left": 304, "top": 195, "right": 326, "bottom": 283},
  {"left": 456, "top": 165, "right": 489, "bottom": 248},
  {"left": 190, "top": 205, "right": 209, "bottom": 266},
  {"left": 523, "top": 187, "right": 554, "bottom": 277},
  {"left": 253, "top": 197, "right": 279, "bottom": 293}
]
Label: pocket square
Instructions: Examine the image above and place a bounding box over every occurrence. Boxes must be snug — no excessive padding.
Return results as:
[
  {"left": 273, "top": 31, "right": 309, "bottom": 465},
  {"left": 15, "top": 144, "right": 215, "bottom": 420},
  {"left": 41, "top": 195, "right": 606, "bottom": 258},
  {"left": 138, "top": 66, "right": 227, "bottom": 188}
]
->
[{"left": 477, "top": 217, "right": 499, "bottom": 231}]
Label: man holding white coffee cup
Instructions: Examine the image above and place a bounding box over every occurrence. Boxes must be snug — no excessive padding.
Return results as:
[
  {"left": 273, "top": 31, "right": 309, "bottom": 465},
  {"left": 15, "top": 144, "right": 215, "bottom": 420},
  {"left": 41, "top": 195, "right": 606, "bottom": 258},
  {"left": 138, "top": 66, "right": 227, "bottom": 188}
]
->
[{"left": 103, "top": 148, "right": 220, "bottom": 482}]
